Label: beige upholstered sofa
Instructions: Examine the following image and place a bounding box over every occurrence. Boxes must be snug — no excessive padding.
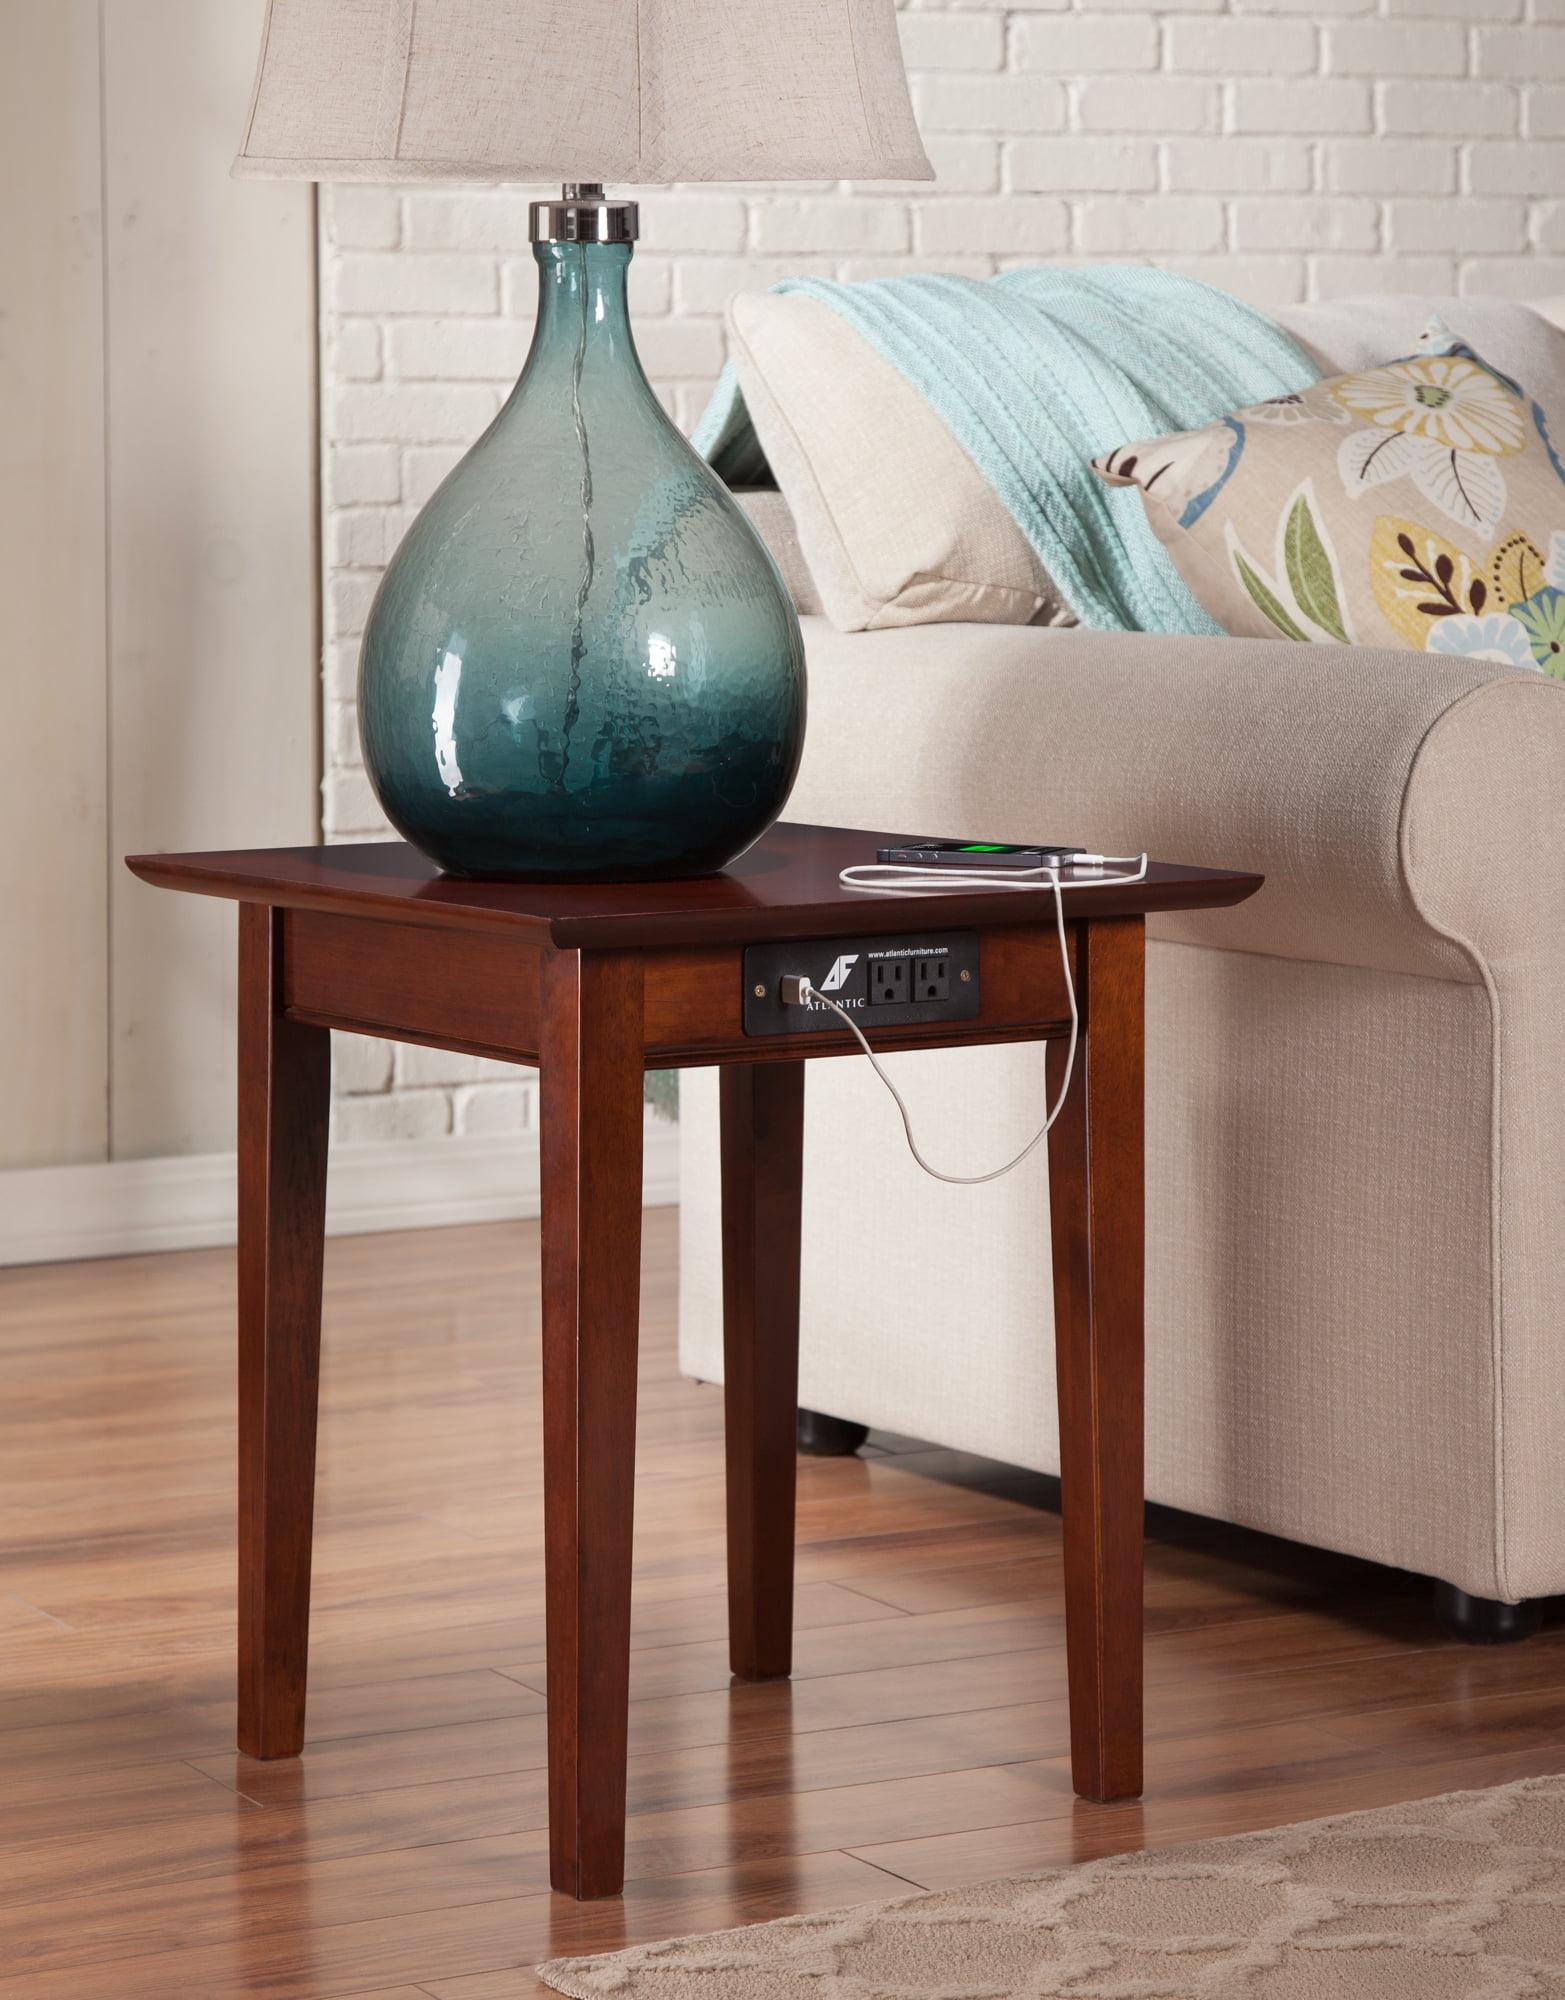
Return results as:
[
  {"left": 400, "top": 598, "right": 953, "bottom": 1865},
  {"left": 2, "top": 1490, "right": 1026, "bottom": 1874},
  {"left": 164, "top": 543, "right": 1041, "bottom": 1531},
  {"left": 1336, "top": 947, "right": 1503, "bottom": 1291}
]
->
[
  {"left": 679, "top": 623, "right": 1565, "bottom": 1619},
  {"left": 678, "top": 293, "right": 1565, "bottom": 1627}
]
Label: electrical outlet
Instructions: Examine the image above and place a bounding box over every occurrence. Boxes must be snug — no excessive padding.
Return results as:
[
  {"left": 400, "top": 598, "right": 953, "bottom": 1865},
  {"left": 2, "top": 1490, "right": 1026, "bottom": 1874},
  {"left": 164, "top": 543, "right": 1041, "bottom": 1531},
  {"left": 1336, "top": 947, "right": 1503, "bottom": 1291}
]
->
[
  {"left": 914, "top": 957, "right": 950, "bottom": 1003},
  {"left": 870, "top": 959, "right": 911, "bottom": 1005}
]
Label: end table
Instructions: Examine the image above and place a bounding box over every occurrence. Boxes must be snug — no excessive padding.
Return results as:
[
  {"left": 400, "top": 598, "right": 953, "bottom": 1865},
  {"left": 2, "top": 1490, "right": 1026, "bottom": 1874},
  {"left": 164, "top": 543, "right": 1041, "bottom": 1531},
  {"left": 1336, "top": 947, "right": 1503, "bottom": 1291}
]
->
[{"left": 127, "top": 822, "right": 1261, "bottom": 1899}]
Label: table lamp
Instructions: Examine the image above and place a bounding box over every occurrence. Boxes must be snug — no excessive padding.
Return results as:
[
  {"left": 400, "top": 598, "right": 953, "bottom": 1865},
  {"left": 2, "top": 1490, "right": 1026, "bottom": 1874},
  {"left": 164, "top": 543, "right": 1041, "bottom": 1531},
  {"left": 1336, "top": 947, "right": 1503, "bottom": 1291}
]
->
[{"left": 235, "top": 0, "right": 931, "bottom": 881}]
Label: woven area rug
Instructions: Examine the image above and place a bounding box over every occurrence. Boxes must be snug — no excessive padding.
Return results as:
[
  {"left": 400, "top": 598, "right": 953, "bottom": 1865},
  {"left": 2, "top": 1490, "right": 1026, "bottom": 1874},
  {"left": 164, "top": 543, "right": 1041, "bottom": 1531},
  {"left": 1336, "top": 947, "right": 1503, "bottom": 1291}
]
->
[{"left": 538, "top": 1774, "right": 1565, "bottom": 1998}]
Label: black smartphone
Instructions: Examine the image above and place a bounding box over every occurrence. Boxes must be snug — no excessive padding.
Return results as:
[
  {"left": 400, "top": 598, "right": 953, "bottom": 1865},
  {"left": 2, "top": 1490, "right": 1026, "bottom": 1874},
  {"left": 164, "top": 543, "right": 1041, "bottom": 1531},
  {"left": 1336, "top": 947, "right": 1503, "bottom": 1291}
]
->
[{"left": 875, "top": 839, "right": 1086, "bottom": 868}]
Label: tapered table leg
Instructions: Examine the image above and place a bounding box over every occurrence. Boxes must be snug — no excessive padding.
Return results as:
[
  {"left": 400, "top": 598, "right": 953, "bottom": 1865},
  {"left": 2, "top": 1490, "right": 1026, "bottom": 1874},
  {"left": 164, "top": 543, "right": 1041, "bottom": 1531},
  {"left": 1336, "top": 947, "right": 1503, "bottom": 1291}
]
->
[
  {"left": 1046, "top": 916, "right": 1145, "bottom": 1803},
  {"left": 539, "top": 948, "right": 646, "bottom": 1900},
  {"left": 720, "top": 1061, "right": 805, "bottom": 1681},
  {"left": 236, "top": 903, "right": 330, "bottom": 1760}
]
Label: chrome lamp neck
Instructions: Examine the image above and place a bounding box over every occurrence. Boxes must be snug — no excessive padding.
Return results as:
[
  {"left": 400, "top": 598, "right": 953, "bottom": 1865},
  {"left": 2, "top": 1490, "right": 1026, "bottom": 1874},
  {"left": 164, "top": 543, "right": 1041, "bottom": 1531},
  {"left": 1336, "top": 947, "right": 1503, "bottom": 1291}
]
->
[{"left": 530, "top": 181, "right": 639, "bottom": 245}]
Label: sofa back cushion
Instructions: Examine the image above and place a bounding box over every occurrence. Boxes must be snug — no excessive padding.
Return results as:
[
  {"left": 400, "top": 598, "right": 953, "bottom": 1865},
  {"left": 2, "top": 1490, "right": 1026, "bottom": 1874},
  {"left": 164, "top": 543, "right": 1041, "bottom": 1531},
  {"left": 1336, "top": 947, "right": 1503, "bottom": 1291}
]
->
[
  {"left": 720, "top": 289, "right": 1565, "bottom": 640},
  {"left": 1277, "top": 296, "right": 1565, "bottom": 390},
  {"left": 735, "top": 489, "right": 823, "bottom": 618},
  {"left": 725, "top": 290, "right": 1070, "bottom": 633}
]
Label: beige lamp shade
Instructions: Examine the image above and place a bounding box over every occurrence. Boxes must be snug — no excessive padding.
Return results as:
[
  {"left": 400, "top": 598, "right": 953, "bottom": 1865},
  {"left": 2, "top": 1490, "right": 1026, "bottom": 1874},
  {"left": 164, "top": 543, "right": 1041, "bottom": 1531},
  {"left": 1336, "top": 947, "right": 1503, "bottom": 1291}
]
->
[{"left": 234, "top": 0, "right": 933, "bottom": 184}]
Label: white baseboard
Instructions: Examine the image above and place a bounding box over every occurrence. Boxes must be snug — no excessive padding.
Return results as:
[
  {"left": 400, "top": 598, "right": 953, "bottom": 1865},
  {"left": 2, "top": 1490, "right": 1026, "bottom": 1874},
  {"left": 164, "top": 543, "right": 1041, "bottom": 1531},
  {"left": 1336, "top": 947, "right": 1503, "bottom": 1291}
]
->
[{"left": 0, "top": 1125, "right": 680, "bottom": 1268}]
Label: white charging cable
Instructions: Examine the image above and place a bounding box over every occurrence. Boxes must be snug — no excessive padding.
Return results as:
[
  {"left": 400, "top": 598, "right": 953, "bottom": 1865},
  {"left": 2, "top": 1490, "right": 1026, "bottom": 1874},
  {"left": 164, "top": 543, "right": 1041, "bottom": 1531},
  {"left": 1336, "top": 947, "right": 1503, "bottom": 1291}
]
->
[
  {"left": 837, "top": 852, "right": 1144, "bottom": 898},
  {"left": 784, "top": 853, "right": 1148, "bottom": 1187}
]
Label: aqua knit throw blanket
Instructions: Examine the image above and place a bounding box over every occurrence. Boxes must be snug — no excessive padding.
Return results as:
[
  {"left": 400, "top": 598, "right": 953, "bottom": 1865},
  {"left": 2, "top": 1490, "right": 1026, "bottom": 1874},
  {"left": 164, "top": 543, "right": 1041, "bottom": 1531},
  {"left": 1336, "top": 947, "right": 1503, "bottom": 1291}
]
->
[{"left": 693, "top": 266, "right": 1320, "bottom": 636}]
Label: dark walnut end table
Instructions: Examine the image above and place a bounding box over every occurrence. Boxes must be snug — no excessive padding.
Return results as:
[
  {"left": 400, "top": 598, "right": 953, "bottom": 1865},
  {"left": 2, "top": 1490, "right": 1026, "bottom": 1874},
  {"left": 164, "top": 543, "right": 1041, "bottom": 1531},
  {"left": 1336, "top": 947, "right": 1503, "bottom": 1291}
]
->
[{"left": 126, "top": 822, "right": 1261, "bottom": 1900}]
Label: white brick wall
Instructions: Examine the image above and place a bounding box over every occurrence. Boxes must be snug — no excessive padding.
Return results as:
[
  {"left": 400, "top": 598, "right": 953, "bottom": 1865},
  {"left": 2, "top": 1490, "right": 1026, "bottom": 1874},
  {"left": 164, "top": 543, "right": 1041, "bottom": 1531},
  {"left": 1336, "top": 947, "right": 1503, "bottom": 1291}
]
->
[{"left": 319, "top": 0, "right": 1565, "bottom": 1140}]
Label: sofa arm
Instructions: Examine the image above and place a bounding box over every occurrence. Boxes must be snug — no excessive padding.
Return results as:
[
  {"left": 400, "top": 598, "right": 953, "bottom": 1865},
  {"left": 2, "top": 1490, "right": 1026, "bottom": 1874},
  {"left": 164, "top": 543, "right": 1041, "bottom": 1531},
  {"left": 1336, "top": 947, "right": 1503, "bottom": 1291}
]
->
[{"left": 787, "top": 618, "right": 1565, "bottom": 980}]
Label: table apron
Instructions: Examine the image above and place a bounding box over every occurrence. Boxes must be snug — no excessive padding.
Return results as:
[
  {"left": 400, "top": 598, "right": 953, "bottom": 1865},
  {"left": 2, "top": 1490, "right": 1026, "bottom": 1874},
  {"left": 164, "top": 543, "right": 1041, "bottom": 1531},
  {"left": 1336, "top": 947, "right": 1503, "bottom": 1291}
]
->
[
  {"left": 278, "top": 908, "right": 1078, "bottom": 1068},
  {"left": 282, "top": 909, "right": 543, "bottom": 1062}
]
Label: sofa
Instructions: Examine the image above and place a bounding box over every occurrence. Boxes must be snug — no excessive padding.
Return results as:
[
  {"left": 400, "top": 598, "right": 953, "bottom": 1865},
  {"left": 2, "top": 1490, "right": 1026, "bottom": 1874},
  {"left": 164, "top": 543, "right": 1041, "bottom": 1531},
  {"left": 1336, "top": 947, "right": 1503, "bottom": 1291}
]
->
[{"left": 677, "top": 290, "right": 1565, "bottom": 1624}]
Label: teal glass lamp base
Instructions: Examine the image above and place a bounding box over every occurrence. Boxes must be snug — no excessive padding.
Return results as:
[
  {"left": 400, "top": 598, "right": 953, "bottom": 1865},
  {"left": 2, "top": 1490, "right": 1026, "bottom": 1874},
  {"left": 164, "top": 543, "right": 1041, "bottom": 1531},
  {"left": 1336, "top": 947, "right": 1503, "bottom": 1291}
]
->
[{"left": 358, "top": 203, "right": 805, "bottom": 882}]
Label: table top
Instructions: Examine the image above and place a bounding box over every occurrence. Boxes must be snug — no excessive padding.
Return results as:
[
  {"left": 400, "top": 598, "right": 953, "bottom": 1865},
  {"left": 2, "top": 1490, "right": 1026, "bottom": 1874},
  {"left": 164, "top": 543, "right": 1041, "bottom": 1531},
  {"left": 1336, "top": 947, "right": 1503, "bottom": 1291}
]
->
[{"left": 126, "top": 823, "right": 1263, "bottom": 950}]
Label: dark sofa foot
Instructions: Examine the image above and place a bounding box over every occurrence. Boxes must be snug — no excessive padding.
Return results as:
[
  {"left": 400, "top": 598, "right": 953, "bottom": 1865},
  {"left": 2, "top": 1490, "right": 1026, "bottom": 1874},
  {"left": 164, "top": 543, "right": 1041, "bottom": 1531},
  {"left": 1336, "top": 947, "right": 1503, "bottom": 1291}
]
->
[
  {"left": 797, "top": 1408, "right": 870, "bottom": 1457},
  {"left": 1435, "top": 1582, "right": 1543, "bottom": 1644}
]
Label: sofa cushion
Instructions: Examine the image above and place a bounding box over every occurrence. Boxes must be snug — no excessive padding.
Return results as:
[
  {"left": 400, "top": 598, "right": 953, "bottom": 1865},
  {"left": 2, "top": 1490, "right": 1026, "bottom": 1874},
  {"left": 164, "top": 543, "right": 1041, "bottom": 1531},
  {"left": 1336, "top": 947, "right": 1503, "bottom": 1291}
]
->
[
  {"left": 735, "top": 489, "right": 823, "bottom": 618},
  {"left": 1094, "top": 318, "right": 1565, "bottom": 666},
  {"left": 724, "top": 290, "right": 1069, "bottom": 633},
  {"left": 1277, "top": 295, "right": 1565, "bottom": 390}
]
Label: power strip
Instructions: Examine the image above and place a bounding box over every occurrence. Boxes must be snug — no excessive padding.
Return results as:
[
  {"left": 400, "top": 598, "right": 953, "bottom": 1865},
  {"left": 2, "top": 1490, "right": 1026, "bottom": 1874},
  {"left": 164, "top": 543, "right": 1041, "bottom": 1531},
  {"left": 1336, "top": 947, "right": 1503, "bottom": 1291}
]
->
[{"left": 742, "top": 931, "right": 980, "bottom": 1037}]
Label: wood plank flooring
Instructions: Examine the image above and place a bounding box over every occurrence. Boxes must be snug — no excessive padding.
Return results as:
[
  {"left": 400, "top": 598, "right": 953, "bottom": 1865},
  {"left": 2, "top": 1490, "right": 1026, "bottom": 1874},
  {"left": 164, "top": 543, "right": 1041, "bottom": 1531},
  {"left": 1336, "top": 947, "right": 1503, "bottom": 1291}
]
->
[{"left": 1, "top": 1211, "right": 1563, "bottom": 1997}]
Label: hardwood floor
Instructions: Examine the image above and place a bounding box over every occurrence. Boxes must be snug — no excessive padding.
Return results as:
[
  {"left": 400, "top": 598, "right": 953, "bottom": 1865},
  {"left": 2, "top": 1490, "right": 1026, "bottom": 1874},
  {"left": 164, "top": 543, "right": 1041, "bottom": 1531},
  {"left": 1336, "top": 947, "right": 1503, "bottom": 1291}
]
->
[{"left": 1, "top": 1209, "right": 1563, "bottom": 1997}]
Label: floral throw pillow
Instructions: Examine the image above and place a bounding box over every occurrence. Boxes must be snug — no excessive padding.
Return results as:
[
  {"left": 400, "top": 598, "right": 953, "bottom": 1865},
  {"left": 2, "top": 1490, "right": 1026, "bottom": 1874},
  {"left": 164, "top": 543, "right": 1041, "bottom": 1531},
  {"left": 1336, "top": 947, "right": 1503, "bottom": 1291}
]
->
[{"left": 1092, "top": 321, "right": 1565, "bottom": 673}]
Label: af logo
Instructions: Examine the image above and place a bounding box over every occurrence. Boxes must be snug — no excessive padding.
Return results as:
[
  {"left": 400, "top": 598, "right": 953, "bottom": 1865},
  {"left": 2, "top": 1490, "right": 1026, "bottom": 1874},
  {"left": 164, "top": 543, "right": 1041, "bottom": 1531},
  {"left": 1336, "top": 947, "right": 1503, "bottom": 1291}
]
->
[{"left": 818, "top": 953, "right": 859, "bottom": 993}]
